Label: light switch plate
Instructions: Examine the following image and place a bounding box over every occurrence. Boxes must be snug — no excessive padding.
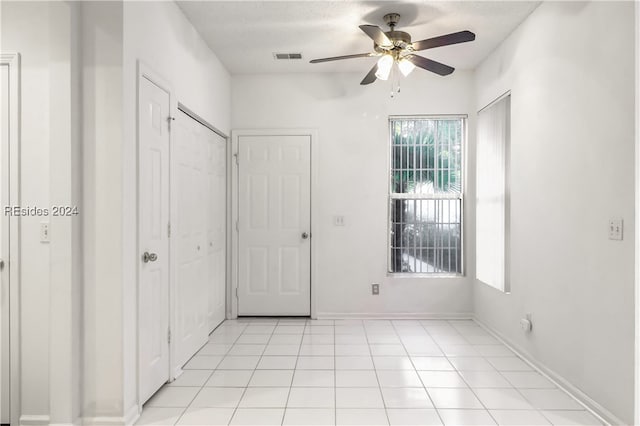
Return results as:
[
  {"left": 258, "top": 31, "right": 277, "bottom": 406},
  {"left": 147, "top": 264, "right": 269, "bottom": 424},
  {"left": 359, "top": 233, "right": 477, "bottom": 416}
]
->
[
  {"left": 334, "top": 215, "right": 345, "bottom": 226},
  {"left": 609, "top": 218, "right": 623, "bottom": 240},
  {"left": 40, "top": 222, "right": 50, "bottom": 243}
]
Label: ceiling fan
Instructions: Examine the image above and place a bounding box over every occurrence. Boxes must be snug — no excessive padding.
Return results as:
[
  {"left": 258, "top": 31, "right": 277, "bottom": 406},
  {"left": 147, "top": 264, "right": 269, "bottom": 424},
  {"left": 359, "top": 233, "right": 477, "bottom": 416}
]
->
[{"left": 310, "top": 13, "right": 476, "bottom": 85}]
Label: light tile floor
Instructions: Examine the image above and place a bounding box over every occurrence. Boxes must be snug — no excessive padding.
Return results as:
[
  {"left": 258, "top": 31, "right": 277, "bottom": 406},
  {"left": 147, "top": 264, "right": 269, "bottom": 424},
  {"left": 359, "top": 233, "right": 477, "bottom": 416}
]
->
[{"left": 136, "top": 319, "right": 604, "bottom": 426}]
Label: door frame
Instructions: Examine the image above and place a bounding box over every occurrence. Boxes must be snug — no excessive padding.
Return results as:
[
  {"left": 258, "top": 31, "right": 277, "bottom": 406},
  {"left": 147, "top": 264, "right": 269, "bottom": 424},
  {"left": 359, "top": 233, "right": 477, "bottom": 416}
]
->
[
  {"left": 230, "top": 129, "right": 319, "bottom": 319},
  {"left": 136, "top": 61, "right": 175, "bottom": 408},
  {"left": 1, "top": 53, "right": 21, "bottom": 426},
  {"left": 635, "top": 2, "right": 640, "bottom": 423}
]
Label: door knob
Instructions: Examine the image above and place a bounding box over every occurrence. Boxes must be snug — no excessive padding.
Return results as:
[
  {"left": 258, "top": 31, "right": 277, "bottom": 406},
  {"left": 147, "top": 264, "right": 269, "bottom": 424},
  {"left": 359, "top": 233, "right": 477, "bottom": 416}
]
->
[
  {"left": 301, "top": 232, "right": 309, "bottom": 239},
  {"left": 142, "top": 252, "right": 158, "bottom": 263}
]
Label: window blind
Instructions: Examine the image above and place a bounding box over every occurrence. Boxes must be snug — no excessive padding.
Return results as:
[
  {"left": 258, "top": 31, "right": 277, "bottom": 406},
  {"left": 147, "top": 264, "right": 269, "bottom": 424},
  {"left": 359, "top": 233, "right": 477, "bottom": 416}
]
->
[{"left": 476, "top": 94, "right": 510, "bottom": 292}]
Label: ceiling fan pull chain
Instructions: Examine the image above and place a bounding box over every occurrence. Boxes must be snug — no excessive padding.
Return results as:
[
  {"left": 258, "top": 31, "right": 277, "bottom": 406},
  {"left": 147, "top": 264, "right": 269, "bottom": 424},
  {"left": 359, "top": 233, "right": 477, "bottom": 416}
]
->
[{"left": 390, "top": 65, "right": 396, "bottom": 98}]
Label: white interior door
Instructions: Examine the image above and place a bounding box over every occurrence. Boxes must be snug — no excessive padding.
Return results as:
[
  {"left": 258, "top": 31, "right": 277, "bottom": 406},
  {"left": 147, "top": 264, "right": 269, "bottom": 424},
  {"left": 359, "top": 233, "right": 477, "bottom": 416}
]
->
[
  {"left": 0, "top": 63, "right": 10, "bottom": 425},
  {"left": 139, "top": 76, "right": 170, "bottom": 404},
  {"left": 207, "top": 131, "right": 226, "bottom": 330},
  {"left": 238, "top": 135, "right": 311, "bottom": 316},
  {"left": 172, "top": 111, "right": 208, "bottom": 368}
]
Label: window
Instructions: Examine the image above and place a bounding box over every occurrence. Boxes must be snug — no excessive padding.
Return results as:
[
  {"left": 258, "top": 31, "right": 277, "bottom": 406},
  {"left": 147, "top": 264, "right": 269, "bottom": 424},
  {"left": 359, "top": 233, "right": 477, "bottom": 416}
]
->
[
  {"left": 389, "top": 116, "right": 464, "bottom": 275},
  {"left": 476, "top": 94, "right": 510, "bottom": 292}
]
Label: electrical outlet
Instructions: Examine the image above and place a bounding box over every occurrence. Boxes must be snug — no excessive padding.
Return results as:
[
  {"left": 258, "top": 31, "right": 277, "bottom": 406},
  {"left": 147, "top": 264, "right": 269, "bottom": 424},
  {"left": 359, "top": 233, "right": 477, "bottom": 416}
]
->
[
  {"left": 372, "top": 283, "right": 380, "bottom": 295},
  {"left": 334, "top": 215, "right": 345, "bottom": 226},
  {"left": 40, "top": 222, "right": 50, "bottom": 243},
  {"left": 609, "top": 218, "right": 623, "bottom": 240}
]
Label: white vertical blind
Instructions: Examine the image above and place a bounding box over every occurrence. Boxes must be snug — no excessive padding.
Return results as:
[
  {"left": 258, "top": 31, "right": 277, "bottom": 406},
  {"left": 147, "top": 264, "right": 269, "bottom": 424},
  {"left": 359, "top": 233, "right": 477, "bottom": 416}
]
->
[{"left": 476, "top": 94, "right": 510, "bottom": 292}]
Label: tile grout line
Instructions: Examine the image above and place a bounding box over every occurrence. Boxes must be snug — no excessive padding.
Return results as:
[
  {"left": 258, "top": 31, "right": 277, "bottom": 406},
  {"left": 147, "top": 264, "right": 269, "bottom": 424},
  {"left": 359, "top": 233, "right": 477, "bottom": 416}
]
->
[
  {"left": 441, "top": 320, "right": 501, "bottom": 425},
  {"left": 421, "top": 320, "right": 466, "bottom": 425},
  {"left": 364, "top": 320, "right": 391, "bottom": 426},
  {"left": 227, "top": 318, "right": 278, "bottom": 425},
  {"left": 395, "top": 320, "right": 445, "bottom": 426},
  {"left": 143, "top": 318, "right": 599, "bottom": 426},
  {"left": 280, "top": 318, "right": 306, "bottom": 426},
  {"left": 333, "top": 319, "right": 337, "bottom": 426},
  {"left": 172, "top": 320, "right": 246, "bottom": 426},
  {"left": 457, "top": 320, "right": 596, "bottom": 425}
]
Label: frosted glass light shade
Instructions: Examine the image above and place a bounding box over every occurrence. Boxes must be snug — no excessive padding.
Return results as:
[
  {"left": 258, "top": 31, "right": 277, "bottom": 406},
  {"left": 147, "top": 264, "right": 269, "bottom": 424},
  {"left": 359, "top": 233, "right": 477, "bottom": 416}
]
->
[
  {"left": 398, "top": 58, "right": 415, "bottom": 76},
  {"left": 375, "top": 55, "right": 393, "bottom": 80}
]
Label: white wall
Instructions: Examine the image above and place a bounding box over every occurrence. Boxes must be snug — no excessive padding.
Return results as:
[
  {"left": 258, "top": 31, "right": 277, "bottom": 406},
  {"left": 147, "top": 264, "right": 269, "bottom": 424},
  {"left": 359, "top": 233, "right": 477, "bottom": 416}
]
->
[
  {"left": 0, "top": 2, "right": 51, "bottom": 420},
  {"left": 232, "top": 72, "right": 475, "bottom": 317},
  {"left": 474, "top": 2, "right": 635, "bottom": 424},
  {"left": 122, "top": 0, "right": 231, "bottom": 416},
  {"left": 1, "top": 2, "right": 82, "bottom": 424},
  {"left": 1, "top": 1, "right": 231, "bottom": 423},
  {"left": 80, "top": 1, "right": 127, "bottom": 422}
]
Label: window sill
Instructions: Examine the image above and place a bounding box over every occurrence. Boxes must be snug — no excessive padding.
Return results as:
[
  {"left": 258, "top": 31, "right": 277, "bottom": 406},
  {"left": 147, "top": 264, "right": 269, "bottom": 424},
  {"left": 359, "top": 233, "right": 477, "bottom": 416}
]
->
[{"left": 387, "top": 273, "right": 465, "bottom": 279}]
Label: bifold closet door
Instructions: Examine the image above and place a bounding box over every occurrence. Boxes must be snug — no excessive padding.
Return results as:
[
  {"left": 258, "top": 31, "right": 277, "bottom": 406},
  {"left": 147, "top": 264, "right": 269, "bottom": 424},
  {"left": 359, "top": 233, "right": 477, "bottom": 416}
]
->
[
  {"left": 173, "top": 111, "right": 209, "bottom": 369},
  {"left": 207, "top": 131, "right": 226, "bottom": 331},
  {"left": 173, "top": 110, "right": 226, "bottom": 369}
]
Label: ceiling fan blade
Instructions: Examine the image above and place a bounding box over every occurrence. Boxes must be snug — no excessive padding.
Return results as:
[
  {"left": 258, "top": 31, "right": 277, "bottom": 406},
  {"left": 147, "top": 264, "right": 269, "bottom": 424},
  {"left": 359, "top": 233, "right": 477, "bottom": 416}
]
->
[
  {"left": 360, "top": 63, "right": 378, "bottom": 85},
  {"left": 407, "top": 55, "right": 455, "bottom": 76},
  {"left": 359, "top": 25, "right": 393, "bottom": 48},
  {"left": 309, "top": 53, "right": 373, "bottom": 63},
  {"left": 411, "top": 30, "right": 476, "bottom": 51}
]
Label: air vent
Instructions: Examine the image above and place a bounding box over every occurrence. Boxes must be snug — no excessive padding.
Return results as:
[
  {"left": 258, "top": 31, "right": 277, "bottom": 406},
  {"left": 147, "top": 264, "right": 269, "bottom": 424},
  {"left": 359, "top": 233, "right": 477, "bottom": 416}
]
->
[{"left": 273, "top": 53, "right": 303, "bottom": 60}]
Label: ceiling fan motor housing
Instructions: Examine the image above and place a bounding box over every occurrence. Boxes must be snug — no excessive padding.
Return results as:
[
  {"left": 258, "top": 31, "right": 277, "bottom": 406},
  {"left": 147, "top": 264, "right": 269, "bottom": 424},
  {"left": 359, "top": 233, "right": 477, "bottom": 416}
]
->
[
  {"left": 376, "top": 14, "right": 412, "bottom": 52},
  {"left": 374, "top": 30, "right": 412, "bottom": 54}
]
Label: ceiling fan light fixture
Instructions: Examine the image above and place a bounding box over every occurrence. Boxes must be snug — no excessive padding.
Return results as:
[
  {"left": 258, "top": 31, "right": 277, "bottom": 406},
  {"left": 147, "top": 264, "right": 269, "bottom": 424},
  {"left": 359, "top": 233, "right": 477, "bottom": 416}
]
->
[
  {"left": 398, "top": 58, "right": 416, "bottom": 77},
  {"left": 375, "top": 54, "right": 394, "bottom": 80},
  {"left": 309, "top": 12, "right": 475, "bottom": 86}
]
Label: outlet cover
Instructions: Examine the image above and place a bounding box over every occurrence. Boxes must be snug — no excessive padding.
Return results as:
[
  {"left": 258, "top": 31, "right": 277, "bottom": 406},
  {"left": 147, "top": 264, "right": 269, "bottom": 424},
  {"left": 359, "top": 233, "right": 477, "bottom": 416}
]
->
[
  {"left": 334, "top": 216, "right": 345, "bottom": 226},
  {"left": 372, "top": 283, "right": 380, "bottom": 295}
]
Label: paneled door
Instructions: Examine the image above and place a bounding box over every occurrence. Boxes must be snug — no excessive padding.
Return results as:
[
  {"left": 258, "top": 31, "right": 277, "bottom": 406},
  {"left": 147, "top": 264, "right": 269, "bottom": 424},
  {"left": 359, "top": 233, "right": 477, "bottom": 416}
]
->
[
  {"left": 238, "top": 135, "right": 311, "bottom": 316},
  {"left": 138, "top": 76, "right": 170, "bottom": 404}
]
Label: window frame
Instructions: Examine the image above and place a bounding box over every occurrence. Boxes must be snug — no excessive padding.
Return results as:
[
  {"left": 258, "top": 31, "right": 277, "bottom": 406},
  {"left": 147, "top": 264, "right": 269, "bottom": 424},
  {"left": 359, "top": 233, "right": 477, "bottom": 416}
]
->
[{"left": 387, "top": 114, "right": 467, "bottom": 278}]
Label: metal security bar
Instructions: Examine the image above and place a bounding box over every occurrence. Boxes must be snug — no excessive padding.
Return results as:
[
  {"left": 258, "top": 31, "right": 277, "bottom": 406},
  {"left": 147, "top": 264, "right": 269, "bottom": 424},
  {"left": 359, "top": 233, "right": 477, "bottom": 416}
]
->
[{"left": 389, "top": 117, "right": 464, "bottom": 275}]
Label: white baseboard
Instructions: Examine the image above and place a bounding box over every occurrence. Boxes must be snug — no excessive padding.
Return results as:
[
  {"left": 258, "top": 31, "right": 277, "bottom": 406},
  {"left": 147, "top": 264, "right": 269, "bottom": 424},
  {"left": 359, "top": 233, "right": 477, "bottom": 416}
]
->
[
  {"left": 19, "top": 415, "right": 50, "bottom": 425},
  {"left": 82, "top": 404, "right": 139, "bottom": 426},
  {"left": 316, "top": 312, "right": 473, "bottom": 320},
  {"left": 474, "top": 317, "right": 624, "bottom": 426}
]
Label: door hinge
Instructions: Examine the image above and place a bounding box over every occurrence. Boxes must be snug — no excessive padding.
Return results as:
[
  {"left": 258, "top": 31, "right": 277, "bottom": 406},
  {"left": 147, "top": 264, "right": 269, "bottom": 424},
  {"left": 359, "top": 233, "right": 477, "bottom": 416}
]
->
[
  {"left": 168, "top": 328, "right": 171, "bottom": 344},
  {"left": 234, "top": 152, "right": 239, "bottom": 165},
  {"left": 235, "top": 288, "right": 238, "bottom": 299},
  {"left": 167, "top": 116, "right": 175, "bottom": 132},
  {"left": 235, "top": 220, "right": 239, "bottom": 232},
  {"left": 168, "top": 222, "right": 171, "bottom": 238}
]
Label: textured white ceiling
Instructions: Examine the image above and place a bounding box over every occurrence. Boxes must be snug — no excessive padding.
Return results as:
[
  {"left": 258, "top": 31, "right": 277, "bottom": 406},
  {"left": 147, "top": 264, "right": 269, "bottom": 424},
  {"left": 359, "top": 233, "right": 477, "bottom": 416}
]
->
[{"left": 176, "top": 1, "right": 540, "bottom": 75}]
